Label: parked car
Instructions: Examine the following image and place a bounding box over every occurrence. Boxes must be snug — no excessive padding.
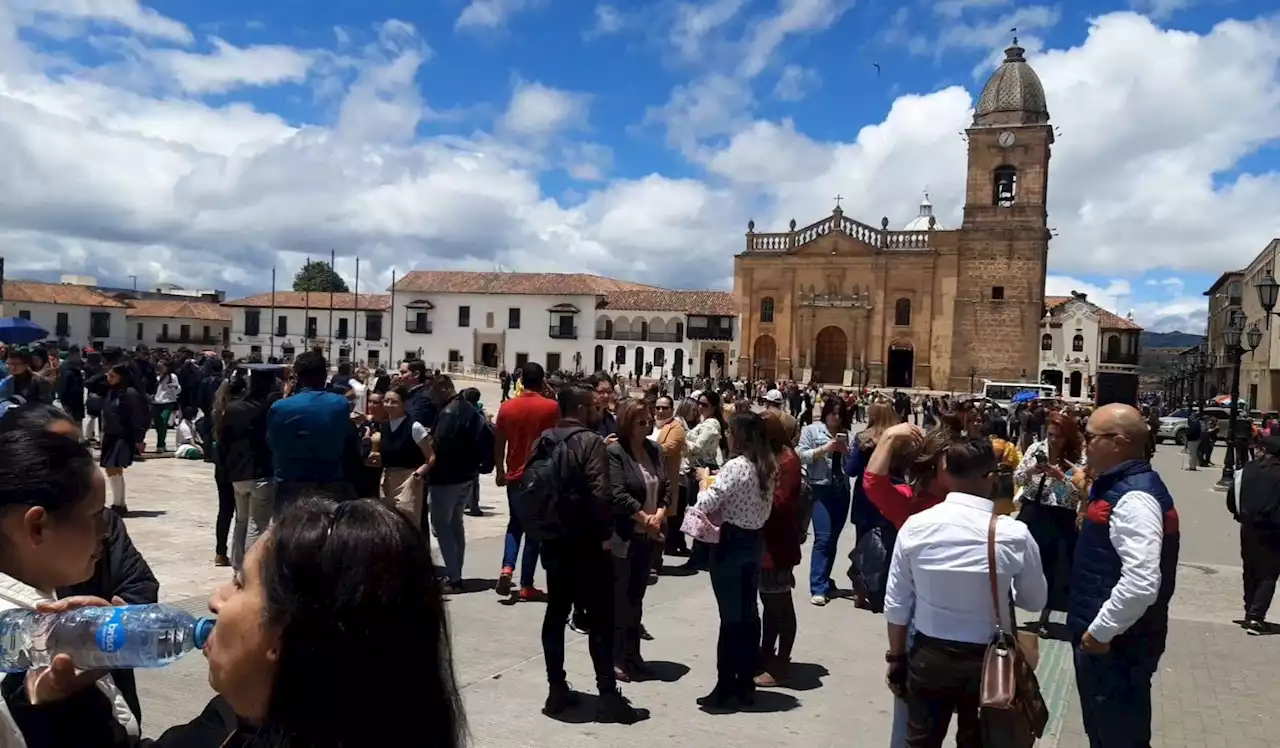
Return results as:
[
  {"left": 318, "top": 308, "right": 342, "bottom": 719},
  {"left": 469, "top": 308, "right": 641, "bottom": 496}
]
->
[{"left": 1156, "top": 408, "right": 1192, "bottom": 445}]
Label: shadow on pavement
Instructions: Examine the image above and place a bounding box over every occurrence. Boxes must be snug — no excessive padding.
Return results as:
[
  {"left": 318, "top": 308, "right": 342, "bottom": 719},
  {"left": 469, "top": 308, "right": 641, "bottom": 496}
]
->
[
  {"left": 641, "top": 660, "right": 691, "bottom": 683},
  {"left": 780, "top": 661, "right": 829, "bottom": 692}
]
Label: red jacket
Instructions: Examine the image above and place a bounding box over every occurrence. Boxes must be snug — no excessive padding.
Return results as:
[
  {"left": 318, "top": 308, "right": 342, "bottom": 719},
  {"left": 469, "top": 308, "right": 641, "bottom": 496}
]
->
[
  {"left": 862, "top": 471, "right": 943, "bottom": 529},
  {"left": 762, "top": 449, "right": 803, "bottom": 570}
]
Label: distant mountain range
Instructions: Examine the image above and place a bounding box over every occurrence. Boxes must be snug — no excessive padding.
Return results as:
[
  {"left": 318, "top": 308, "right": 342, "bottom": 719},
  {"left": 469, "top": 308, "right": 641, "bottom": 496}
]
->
[{"left": 1141, "top": 330, "right": 1204, "bottom": 350}]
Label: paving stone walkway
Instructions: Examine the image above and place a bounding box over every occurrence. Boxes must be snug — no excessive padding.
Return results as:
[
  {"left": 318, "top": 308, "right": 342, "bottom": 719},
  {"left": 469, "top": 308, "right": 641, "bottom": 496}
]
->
[{"left": 112, "top": 402, "right": 1273, "bottom": 745}]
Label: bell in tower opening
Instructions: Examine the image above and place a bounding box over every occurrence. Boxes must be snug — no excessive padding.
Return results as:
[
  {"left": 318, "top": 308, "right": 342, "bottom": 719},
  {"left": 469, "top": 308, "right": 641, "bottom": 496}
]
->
[{"left": 994, "top": 166, "right": 1017, "bottom": 206}]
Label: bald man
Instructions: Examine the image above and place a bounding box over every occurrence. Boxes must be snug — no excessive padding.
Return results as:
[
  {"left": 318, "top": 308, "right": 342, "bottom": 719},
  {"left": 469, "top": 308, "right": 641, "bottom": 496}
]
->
[{"left": 1069, "top": 404, "right": 1180, "bottom": 748}]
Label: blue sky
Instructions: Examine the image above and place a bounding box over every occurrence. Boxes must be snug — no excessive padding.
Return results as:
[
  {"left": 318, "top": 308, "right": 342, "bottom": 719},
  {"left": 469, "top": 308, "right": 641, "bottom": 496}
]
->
[{"left": 2, "top": 0, "right": 1279, "bottom": 333}]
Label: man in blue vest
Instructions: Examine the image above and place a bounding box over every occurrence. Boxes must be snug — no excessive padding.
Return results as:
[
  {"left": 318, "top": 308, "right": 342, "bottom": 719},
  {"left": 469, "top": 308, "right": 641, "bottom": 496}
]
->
[{"left": 1070, "top": 404, "right": 1180, "bottom": 748}]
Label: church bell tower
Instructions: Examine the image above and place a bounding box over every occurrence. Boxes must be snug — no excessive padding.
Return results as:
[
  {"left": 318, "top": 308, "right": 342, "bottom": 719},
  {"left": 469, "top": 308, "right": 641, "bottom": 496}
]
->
[{"left": 953, "top": 37, "right": 1053, "bottom": 388}]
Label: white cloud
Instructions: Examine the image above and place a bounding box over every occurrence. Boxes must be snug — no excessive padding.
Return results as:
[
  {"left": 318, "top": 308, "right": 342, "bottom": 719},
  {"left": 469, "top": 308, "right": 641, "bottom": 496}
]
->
[
  {"left": 0, "top": 8, "right": 1278, "bottom": 326},
  {"left": 11, "top": 0, "right": 192, "bottom": 43},
  {"left": 147, "top": 38, "right": 316, "bottom": 94},
  {"left": 671, "top": 0, "right": 746, "bottom": 61},
  {"left": 586, "top": 4, "right": 624, "bottom": 38},
  {"left": 1132, "top": 0, "right": 1195, "bottom": 22},
  {"left": 455, "top": 0, "right": 531, "bottom": 31},
  {"left": 501, "top": 80, "right": 590, "bottom": 138},
  {"left": 934, "top": 0, "right": 1012, "bottom": 18},
  {"left": 772, "top": 64, "right": 821, "bottom": 101},
  {"left": 737, "top": 0, "right": 854, "bottom": 79}
]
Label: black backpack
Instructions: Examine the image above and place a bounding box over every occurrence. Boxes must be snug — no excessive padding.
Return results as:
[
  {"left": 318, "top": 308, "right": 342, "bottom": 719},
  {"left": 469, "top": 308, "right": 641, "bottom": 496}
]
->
[{"left": 515, "top": 426, "right": 592, "bottom": 542}]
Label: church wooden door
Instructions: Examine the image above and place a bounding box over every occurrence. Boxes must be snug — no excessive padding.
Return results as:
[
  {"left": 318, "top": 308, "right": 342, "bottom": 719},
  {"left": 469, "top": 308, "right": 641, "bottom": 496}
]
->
[{"left": 814, "top": 326, "right": 847, "bottom": 384}]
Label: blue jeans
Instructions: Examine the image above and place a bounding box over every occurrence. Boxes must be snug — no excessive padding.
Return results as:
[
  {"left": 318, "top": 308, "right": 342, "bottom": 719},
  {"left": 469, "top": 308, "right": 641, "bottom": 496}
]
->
[
  {"left": 709, "top": 523, "right": 763, "bottom": 689},
  {"left": 429, "top": 479, "right": 472, "bottom": 582},
  {"left": 1073, "top": 641, "right": 1160, "bottom": 748},
  {"left": 808, "top": 481, "right": 850, "bottom": 597},
  {"left": 502, "top": 483, "right": 540, "bottom": 588}
]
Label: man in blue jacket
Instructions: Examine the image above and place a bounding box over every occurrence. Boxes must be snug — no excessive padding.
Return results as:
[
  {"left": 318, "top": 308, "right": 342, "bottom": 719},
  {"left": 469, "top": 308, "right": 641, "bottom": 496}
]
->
[
  {"left": 1071, "top": 404, "right": 1179, "bottom": 748},
  {"left": 268, "top": 350, "right": 360, "bottom": 510}
]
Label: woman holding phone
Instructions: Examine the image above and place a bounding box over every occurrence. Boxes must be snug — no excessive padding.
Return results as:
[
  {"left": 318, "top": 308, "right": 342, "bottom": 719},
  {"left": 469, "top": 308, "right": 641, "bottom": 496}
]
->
[
  {"left": 1013, "top": 411, "right": 1086, "bottom": 636},
  {"left": 797, "top": 397, "right": 852, "bottom": 606}
]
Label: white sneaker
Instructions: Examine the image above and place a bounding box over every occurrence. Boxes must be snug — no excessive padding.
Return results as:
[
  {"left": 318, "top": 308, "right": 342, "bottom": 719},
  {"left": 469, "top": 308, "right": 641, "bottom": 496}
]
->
[{"left": 810, "top": 595, "right": 828, "bottom": 607}]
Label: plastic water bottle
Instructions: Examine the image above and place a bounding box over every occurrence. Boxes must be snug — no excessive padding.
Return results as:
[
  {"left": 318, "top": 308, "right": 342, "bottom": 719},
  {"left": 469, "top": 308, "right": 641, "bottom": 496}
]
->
[{"left": 0, "top": 604, "right": 215, "bottom": 672}]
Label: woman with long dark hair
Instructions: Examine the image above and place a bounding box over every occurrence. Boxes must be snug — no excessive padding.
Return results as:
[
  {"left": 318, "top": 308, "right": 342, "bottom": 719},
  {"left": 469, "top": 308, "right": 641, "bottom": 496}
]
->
[
  {"left": 845, "top": 401, "right": 901, "bottom": 611},
  {"left": 755, "top": 412, "right": 802, "bottom": 687},
  {"left": 798, "top": 396, "right": 852, "bottom": 606},
  {"left": 1014, "top": 410, "right": 1086, "bottom": 636},
  {"left": 100, "top": 363, "right": 149, "bottom": 516},
  {"left": 10, "top": 498, "right": 467, "bottom": 748},
  {"left": 695, "top": 412, "right": 777, "bottom": 711},
  {"left": 217, "top": 370, "right": 277, "bottom": 571}
]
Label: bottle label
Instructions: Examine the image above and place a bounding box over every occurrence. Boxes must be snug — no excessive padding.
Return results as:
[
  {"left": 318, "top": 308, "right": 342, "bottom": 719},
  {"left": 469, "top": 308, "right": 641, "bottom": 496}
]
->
[{"left": 95, "top": 609, "right": 127, "bottom": 654}]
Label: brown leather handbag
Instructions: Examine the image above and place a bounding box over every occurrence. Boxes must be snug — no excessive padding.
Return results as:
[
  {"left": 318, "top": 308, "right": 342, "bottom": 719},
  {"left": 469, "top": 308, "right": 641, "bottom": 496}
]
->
[{"left": 979, "top": 515, "right": 1050, "bottom": 747}]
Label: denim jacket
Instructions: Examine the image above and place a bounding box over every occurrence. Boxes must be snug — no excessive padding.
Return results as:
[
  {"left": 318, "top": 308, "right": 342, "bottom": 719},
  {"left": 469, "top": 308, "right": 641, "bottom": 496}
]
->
[{"left": 798, "top": 422, "right": 841, "bottom": 486}]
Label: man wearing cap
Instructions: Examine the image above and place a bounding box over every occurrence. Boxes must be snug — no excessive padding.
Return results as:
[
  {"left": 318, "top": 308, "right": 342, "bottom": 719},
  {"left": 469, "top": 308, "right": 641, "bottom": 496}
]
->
[
  {"left": 764, "top": 388, "right": 800, "bottom": 446},
  {"left": 1227, "top": 433, "right": 1280, "bottom": 634}
]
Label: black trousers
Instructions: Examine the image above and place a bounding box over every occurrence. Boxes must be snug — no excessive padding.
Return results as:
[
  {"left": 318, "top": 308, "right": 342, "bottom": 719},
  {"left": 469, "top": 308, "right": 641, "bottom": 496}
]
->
[
  {"left": 1241, "top": 522, "right": 1280, "bottom": 621},
  {"left": 613, "top": 539, "right": 653, "bottom": 666},
  {"left": 542, "top": 539, "right": 616, "bottom": 694},
  {"left": 213, "top": 462, "right": 235, "bottom": 557},
  {"left": 904, "top": 633, "right": 987, "bottom": 748},
  {"left": 1074, "top": 640, "right": 1161, "bottom": 748}
]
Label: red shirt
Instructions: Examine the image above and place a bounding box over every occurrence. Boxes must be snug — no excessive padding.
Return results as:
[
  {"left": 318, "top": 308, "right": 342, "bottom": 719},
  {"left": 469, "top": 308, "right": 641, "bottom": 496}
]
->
[
  {"left": 762, "top": 449, "right": 803, "bottom": 570},
  {"left": 496, "top": 392, "right": 561, "bottom": 481},
  {"left": 862, "top": 471, "right": 943, "bottom": 529}
]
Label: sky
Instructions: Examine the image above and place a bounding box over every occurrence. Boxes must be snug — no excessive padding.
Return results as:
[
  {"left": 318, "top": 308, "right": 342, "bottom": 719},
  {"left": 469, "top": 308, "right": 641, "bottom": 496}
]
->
[{"left": 1, "top": 0, "right": 1278, "bottom": 334}]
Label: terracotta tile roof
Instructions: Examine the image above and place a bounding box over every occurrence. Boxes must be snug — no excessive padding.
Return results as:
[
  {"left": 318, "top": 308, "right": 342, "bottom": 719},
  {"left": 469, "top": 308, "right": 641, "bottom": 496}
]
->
[
  {"left": 222, "top": 292, "right": 391, "bottom": 311},
  {"left": 392, "top": 271, "right": 659, "bottom": 296},
  {"left": 125, "top": 299, "right": 230, "bottom": 322},
  {"left": 598, "top": 289, "right": 737, "bottom": 316},
  {"left": 1044, "top": 295, "right": 1142, "bottom": 330},
  {"left": 2, "top": 280, "right": 130, "bottom": 308}
]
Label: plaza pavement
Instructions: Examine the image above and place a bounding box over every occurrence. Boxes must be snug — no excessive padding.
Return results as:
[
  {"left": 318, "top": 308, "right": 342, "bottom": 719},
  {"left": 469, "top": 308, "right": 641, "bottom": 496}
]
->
[{"left": 117, "top": 385, "right": 1279, "bottom": 746}]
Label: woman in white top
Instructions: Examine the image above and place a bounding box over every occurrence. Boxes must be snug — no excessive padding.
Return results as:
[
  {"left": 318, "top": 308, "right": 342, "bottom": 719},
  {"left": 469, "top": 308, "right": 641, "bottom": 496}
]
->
[
  {"left": 694, "top": 411, "right": 777, "bottom": 712},
  {"left": 679, "top": 390, "right": 727, "bottom": 570},
  {"left": 150, "top": 359, "right": 181, "bottom": 453}
]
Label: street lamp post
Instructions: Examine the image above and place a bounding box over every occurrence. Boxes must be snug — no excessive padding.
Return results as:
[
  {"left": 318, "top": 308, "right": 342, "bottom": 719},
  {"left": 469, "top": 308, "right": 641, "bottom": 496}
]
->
[
  {"left": 968, "top": 366, "right": 978, "bottom": 396},
  {"left": 1219, "top": 319, "right": 1263, "bottom": 487}
]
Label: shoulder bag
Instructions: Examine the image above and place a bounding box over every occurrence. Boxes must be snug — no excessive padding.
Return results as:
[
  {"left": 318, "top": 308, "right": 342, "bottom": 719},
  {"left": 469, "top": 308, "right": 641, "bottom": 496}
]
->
[{"left": 979, "top": 514, "right": 1049, "bottom": 748}]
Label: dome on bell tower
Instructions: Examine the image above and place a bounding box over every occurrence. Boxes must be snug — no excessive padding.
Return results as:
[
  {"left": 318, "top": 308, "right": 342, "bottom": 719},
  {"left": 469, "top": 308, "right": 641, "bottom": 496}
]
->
[{"left": 973, "top": 40, "right": 1049, "bottom": 127}]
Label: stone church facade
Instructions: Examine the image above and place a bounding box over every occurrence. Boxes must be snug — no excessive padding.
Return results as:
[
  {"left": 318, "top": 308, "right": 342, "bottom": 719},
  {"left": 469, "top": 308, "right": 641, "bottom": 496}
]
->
[{"left": 733, "top": 41, "right": 1053, "bottom": 391}]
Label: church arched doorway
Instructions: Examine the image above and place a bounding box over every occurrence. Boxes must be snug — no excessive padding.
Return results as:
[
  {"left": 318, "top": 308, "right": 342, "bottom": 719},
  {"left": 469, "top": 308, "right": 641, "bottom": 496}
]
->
[
  {"left": 1069, "top": 370, "right": 1083, "bottom": 398},
  {"left": 673, "top": 349, "right": 684, "bottom": 377},
  {"left": 753, "top": 335, "right": 777, "bottom": 380},
  {"left": 813, "top": 327, "right": 847, "bottom": 384},
  {"left": 1041, "top": 369, "right": 1063, "bottom": 394},
  {"left": 593, "top": 345, "right": 604, "bottom": 373},
  {"left": 886, "top": 340, "right": 914, "bottom": 388},
  {"left": 703, "top": 348, "right": 726, "bottom": 378}
]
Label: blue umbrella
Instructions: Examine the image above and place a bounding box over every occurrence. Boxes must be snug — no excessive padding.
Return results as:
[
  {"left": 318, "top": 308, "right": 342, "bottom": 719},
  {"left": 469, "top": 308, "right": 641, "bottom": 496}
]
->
[
  {"left": 0, "top": 317, "right": 49, "bottom": 346},
  {"left": 1010, "top": 390, "right": 1039, "bottom": 404}
]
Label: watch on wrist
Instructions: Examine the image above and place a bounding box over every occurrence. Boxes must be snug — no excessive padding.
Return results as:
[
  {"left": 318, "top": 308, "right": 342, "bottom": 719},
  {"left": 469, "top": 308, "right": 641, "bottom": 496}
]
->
[{"left": 886, "top": 651, "right": 908, "bottom": 663}]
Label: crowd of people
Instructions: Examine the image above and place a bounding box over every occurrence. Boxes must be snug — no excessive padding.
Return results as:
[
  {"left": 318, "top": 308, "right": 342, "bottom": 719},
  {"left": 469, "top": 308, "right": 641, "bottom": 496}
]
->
[{"left": 0, "top": 339, "right": 1190, "bottom": 747}]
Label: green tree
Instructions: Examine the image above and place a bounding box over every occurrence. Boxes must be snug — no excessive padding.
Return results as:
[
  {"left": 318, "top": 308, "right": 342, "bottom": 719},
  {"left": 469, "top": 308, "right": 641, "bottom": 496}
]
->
[{"left": 293, "top": 259, "right": 349, "bottom": 293}]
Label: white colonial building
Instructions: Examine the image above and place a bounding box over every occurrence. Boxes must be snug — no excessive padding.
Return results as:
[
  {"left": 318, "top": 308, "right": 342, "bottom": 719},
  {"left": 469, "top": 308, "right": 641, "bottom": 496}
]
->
[
  {"left": 1, "top": 280, "right": 131, "bottom": 350},
  {"left": 390, "top": 271, "right": 738, "bottom": 378},
  {"left": 1038, "top": 291, "right": 1143, "bottom": 402},
  {"left": 221, "top": 292, "right": 392, "bottom": 366},
  {"left": 124, "top": 299, "right": 231, "bottom": 352}
]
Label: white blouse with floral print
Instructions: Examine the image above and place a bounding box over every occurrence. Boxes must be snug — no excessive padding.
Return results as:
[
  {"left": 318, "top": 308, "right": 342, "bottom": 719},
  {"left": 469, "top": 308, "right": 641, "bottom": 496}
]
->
[
  {"left": 695, "top": 455, "right": 773, "bottom": 530},
  {"left": 1013, "top": 440, "right": 1086, "bottom": 510}
]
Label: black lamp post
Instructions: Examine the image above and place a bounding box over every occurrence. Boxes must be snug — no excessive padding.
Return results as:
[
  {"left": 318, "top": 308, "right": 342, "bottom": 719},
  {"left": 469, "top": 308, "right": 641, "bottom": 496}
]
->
[
  {"left": 968, "top": 366, "right": 978, "bottom": 396},
  {"left": 1257, "top": 271, "right": 1280, "bottom": 327},
  {"left": 1219, "top": 318, "right": 1263, "bottom": 487}
]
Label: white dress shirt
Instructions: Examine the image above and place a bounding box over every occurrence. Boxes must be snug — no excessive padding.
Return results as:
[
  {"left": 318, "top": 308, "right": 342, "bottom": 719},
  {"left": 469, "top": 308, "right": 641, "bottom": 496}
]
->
[
  {"left": 1087, "top": 490, "right": 1165, "bottom": 643},
  {"left": 885, "top": 492, "right": 1048, "bottom": 645}
]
